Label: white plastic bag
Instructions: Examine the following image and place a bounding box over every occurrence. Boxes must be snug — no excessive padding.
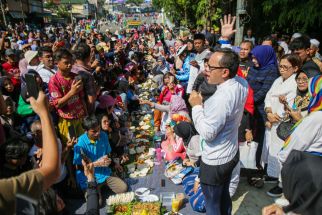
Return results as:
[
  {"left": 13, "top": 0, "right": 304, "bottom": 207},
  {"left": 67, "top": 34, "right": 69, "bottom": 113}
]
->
[{"left": 239, "top": 141, "right": 258, "bottom": 169}]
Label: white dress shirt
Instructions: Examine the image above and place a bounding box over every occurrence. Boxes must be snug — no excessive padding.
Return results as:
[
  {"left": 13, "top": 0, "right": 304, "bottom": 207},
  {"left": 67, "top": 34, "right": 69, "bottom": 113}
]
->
[{"left": 192, "top": 76, "right": 248, "bottom": 165}]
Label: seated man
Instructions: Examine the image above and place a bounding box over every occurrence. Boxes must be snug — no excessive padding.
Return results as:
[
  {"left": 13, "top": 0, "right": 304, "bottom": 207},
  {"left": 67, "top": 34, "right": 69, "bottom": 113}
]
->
[{"left": 73, "top": 115, "right": 127, "bottom": 202}]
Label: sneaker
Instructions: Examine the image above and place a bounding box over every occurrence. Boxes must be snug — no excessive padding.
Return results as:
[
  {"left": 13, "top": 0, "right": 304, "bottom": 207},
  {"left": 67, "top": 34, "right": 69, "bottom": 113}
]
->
[
  {"left": 264, "top": 175, "right": 278, "bottom": 184},
  {"left": 267, "top": 186, "right": 283, "bottom": 197}
]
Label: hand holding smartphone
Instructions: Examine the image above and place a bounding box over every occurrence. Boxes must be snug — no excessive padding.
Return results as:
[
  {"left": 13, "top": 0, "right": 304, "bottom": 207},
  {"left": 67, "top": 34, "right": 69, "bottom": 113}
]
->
[
  {"left": 25, "top": 73, "right": 39, "bottom": 100},
  {"left": 68, "top": 125, "right": 76, "bottom": 139}
]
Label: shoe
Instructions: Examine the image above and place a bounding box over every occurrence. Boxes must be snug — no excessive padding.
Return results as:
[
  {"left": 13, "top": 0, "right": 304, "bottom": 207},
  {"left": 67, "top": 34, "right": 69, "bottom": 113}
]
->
[
  {"left": 264, "top": 175, "right": 278, "bottom": 184},
  {"left": 267, "top": 186, "right": 283, "bottom": 197}
]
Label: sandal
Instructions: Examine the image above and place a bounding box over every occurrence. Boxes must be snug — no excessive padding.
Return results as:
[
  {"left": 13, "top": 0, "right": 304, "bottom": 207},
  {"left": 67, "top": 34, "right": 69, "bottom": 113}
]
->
[{"left": 248, "top": 177, "right": 264, "bottom": 188}]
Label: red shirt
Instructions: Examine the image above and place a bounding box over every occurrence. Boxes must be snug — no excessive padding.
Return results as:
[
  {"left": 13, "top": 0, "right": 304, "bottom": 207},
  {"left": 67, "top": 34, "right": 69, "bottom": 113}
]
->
[
  {"left": 2, "top": 62, "right": 21, "bottom": 87},
  {"left": 48, "top": 71, "right": 86, "bottom": 119},
  {"left": 159, "top": 85, "right": 184, "bottom": 104}
]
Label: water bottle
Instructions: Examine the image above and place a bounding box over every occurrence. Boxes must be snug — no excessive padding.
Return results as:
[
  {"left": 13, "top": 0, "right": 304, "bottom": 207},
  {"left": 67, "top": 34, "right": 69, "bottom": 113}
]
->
[{"left": 155, "top": 148, "right": 162, "bottom": 165}]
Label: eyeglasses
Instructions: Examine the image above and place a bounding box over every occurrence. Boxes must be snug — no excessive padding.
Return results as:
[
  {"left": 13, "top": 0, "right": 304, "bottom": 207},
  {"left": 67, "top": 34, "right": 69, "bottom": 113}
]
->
[
  {"left": 296, "top": 78, "right": 309, "bottom": 83},
  {"left": 43, "top": 55, "right": 53, "bottom": 59},
  {"left": 279, "top": 65, "right": 293, "bottom": 70},
  {"left": 207, "top": 64, "right": 226, "bottom": 72}
]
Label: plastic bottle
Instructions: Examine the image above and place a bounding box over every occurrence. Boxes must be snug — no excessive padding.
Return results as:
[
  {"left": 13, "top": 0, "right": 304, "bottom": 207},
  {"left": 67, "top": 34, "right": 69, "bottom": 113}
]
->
[{"left": 155, "top": 148, "right": 162, "bottom": 165}]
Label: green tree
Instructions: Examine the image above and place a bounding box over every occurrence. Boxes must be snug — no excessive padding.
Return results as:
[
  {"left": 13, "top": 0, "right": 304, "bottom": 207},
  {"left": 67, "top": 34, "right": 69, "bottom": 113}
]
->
[
  {"left": 57, "top": 5, "right": 70, "bottom": 18},
  {"left": 261, "top": 0, "right": 322, "bottom": 33},
  {"left": 152, "top": 0, "right": 222, "bottom": 28},
  {"left": 245, "top": 0, "right": 322, "bottom": 37}
]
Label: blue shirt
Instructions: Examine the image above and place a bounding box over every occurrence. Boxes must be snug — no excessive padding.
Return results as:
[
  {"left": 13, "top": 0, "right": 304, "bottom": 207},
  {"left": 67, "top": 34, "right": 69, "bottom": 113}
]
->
[
  {"left": 176, "top": 53, "right": 195, "bottom": 82},
  {"left": 73, "top": 131, "right": 112, "bottom": 190}
]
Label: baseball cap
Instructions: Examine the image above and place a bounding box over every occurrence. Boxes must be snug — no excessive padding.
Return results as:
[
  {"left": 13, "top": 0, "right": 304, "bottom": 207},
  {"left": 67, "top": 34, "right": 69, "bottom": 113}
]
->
[
  {"left": 310, "top": 39, "right": 320, "bottom": 48},
  {"left": 176, "top": 45, "right": 187, "bottom": 56},
  {"left": 24, "top": 50, "right": 38, "bottom": 64}
]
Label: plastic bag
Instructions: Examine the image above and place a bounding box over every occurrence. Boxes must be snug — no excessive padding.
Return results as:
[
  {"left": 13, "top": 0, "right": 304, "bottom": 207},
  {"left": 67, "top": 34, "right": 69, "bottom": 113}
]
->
[{"left": 239, "top": 141, "right": 258, "bottom": 169}]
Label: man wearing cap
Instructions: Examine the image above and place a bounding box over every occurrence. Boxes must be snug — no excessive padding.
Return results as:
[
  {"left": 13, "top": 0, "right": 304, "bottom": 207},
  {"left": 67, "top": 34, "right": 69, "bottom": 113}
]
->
[
  {"left": 290, "top": 32, "right": 302, "bottom": 43},
  {"left": 25, "top": 50, "right": 41, "bottom": 72},
  {"left": 186, "top": 33, "right": 211, "bottom": 94},
  {"left": 2, "top": 49, "right": 20, "bottom": 88},
  {"left": 309, "top": 38, "right": 322, "bottom": 72}
]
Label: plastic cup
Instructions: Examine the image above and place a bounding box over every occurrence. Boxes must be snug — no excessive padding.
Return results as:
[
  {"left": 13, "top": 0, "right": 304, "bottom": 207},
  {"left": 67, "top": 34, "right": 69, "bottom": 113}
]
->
[
  {"left": 171, "top": 198, "right": 180, "bottom": 212},
  {"left": 176, "top": 193, "right": 185, "bottom": 207}
]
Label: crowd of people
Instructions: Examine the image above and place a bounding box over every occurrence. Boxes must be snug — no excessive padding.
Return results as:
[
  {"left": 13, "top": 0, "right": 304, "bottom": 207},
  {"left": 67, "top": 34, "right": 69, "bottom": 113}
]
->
[{"left": 0, "top": 13, "right": 321, "bottom": 215}]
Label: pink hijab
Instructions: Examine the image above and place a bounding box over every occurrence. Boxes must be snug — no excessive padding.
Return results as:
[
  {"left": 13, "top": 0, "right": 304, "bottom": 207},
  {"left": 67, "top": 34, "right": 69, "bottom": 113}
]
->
[{"left": 169, "top": 95, "right": 188, "bottom": 115}]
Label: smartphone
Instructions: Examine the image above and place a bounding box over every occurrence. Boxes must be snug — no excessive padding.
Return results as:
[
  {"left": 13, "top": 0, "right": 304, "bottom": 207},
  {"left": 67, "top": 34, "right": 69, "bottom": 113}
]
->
[
  {"left": 74, "top": 75, "right": 83, "bottom": 82},
  {"left": 68, "top": 125, "right": 76, "bottom": 139},
  {"left": 161, "top": 179, "right": 165, "bottom": 187},
  {"left": 25, "top": 73, "right": 39, "bottom": 99},
  {"left": 16, "top": 193, "right": 39, "bottom": 214},
  {"left": 80, "top": 148, "right": 91, "bottom": 164}
]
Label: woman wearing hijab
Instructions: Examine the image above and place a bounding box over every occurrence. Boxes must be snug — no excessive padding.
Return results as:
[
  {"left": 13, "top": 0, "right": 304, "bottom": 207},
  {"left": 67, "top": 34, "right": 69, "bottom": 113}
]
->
[
  {"left": 263, "top": 75, "right": 322, "bottom": 215},
  {"left": 246, "top": 45, "right": 279, "bottom": 170},
  {"left": 160, "top": 121, "right": 187, "bottom": 161},
  {"left": 154, "top": 56, "right": 169, "bottom": 75},
  {"left": 140, "top": 95, "right": 190, "bottom": 134},
  {"left": 173, "top": 122, "right": 205, "bottom": 213},
  {"left": 158, "top": 74, "right": 184, "bottom": 105},
  {"left": 262, "top": 54, "right": 300, "bottom": 197},
  {"left": 174, "top": 122, "right": 200, "bottom": 166},
  {"left": 285, "top": 69, "right": 320, "bottom": 122}
]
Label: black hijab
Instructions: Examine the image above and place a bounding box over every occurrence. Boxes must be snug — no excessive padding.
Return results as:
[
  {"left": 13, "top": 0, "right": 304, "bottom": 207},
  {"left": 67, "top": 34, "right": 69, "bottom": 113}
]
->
[
  {"left": 295, "top": 69, "right": 319, "bottom": 96},
  {"left": 282, "top": 150, "right": 322, "bottom": 215},
  {"left": 173, "top": 121, "right": 197, "bottom": 147}
]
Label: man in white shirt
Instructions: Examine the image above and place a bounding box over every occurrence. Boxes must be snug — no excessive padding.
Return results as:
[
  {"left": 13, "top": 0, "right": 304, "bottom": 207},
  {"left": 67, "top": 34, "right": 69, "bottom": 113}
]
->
[
  {"left": 187, "top": 33, "right": 211, "bottom": 94},
  {"left": 189, "top": 49, "right": 248, "bottom": 215},
  {"left": 37, "top": 47, "right": 56, "bottom": 83}
]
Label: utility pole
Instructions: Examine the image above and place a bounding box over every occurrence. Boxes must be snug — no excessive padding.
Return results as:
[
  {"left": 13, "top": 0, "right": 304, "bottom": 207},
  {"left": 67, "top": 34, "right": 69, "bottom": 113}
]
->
[
  {"left": 19, "top": 0, "right": 25, "bottom": 24},
  {"left": 69, "top": 1, "right": 73, "bottom": 25},
  {"left": 0, "top": 0, "right": 6, "bottom": 27},
  {"left": 234, "top": 0, "right": 246, "bottom": 46}
]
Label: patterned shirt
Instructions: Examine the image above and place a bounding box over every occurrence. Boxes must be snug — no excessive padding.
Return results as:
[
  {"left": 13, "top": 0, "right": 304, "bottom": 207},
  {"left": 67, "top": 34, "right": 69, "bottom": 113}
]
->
[{"left": 48, "top": 71, "right": 86, "bottom": 119}]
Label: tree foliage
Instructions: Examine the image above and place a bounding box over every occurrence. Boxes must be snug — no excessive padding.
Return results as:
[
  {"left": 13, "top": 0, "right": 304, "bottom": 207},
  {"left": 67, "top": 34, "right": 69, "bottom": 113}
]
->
[
  {"left": 261, "top": 0, "right": 322, "bottom": 33},
  {"left": 153, "top": 0, "right": 322, "bottom": 37},
  {"left": 57, "top": 5, "right": 70, "bottom": 18},
  {"left": 152, "top": 0, "right": 222, "bottom": 28}
]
